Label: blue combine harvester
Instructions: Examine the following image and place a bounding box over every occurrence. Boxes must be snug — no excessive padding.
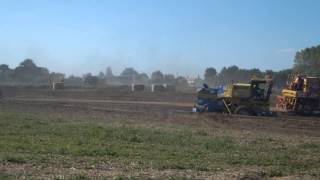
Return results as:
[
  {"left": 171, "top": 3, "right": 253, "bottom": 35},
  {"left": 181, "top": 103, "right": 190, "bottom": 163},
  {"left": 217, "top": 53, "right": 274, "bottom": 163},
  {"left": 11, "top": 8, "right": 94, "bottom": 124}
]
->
[{"left": 194, "top": 84, "right": 225, "bottom": 113}]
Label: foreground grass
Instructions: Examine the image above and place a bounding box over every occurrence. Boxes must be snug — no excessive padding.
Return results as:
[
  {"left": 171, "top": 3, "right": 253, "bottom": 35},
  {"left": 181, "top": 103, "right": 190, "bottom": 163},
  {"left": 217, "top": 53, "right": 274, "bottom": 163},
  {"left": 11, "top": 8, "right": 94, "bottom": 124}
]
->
[{"left": 0, "top": 112, "right": 319, "bottom": 178}]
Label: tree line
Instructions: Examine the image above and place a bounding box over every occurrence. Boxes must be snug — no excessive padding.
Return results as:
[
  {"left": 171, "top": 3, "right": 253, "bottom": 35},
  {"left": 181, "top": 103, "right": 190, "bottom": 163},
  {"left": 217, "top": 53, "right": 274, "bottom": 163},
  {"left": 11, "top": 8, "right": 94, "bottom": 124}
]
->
[
  {"left": 0, "top": 59, "right": 63, "bottom": 85},
  {"left": 203, "top": 66, "right": 293, "bottom": 88},
  {"left": 81, "top": 68, "right": 189, "bottom": 88},
  {"left": 203, "top": 45, "right": 320, "bottom": 88},
  {"left": 0, "top": 59, "right": 189, "bottom": 88},
  {"left": 0, "top": 44, "right": 319, "bottom": 88}
]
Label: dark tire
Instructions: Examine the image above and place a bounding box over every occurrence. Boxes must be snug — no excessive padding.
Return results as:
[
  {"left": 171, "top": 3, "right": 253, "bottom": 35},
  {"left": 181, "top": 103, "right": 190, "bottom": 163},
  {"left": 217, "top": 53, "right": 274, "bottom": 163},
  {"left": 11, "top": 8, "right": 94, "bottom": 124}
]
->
[
  {"left": 234, "top": 106, "right": 251, "bottom": 116},
  {"left": 302, "top": 104, "right": 313, "bottom": 116}
]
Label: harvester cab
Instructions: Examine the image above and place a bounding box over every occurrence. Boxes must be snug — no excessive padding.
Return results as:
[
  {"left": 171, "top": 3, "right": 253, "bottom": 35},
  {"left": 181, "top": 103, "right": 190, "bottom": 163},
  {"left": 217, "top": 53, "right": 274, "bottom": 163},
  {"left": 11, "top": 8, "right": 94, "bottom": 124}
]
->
[
  {"left": 251, "top": 79, "right": 268, "bottom": 101},
  {"left": 222, "top": 79, "right": 273, "bottom": 115}
]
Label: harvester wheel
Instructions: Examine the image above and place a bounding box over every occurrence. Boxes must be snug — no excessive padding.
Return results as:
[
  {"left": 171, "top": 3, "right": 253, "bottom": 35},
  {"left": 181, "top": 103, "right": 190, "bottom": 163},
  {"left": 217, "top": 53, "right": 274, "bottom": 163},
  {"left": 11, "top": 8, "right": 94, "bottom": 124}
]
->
[
  {"left": 234, "top": 106, "right": 251, "bottom": 116},
  {"left": 301, "top": 104, "right": 313, "bottom": 116}
]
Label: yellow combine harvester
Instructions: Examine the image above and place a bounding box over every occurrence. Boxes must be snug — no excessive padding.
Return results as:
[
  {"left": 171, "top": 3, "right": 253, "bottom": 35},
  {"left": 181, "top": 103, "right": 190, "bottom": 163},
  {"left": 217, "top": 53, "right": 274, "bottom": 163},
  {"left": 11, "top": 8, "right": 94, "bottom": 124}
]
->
[
  {"left": 276, "top": 76, "right": 320, "bottom": 115},
  {"left": 221, "top": 79, "right": 273, "bottom": 115},
  {"left": 195, "top": 79, "right": 274, "bottom": 116}
]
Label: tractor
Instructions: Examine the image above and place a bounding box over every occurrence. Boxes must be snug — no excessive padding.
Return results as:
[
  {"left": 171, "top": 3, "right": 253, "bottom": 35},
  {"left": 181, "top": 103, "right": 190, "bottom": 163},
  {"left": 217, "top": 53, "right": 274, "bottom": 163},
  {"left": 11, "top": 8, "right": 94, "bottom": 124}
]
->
[
  {"left": 276, "top": 75, "right": 320, "bottom": 115},
  {"left": 195, "top": 79, "right": 274, "bottom": 116}
]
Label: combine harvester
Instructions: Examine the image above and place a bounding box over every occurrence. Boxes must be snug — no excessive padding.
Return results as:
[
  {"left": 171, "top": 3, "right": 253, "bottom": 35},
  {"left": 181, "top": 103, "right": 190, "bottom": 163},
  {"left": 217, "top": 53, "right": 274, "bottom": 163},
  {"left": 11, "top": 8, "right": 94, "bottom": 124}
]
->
[
  {"left": 194, "top": 79, "right": 274, "bottom": 116},
  {"left": 276, "top": 75, "right": 320, "bottom": 115}
]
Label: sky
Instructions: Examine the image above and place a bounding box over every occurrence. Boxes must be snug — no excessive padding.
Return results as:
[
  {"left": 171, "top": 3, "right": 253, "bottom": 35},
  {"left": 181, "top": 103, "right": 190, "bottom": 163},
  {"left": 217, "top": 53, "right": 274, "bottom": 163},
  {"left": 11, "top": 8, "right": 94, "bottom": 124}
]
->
[{"left": 0, "top": 0, "right": 320, "bottom": 77}]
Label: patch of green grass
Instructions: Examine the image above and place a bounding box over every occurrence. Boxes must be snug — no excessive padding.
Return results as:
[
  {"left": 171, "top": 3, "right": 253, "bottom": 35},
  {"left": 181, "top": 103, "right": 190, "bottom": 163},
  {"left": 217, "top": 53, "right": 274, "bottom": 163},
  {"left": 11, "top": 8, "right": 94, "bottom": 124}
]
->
[
  {"left": 0, "top": 174, "right": 16, "bottom": 180},
  {"left": 69, "top": 175, "right": 92, "bottom": 180},
  {"left": 168, "top": 176, "right": 195, "bottom": 180},
  {"left": 113, "top": 176, "right": 140, "bottom": 180},
  {"left": 0, "top": 112, "right": 319, "bottom": 177},
  {"left": 3, "top": 155, "right": 27, "bottom": 164}
]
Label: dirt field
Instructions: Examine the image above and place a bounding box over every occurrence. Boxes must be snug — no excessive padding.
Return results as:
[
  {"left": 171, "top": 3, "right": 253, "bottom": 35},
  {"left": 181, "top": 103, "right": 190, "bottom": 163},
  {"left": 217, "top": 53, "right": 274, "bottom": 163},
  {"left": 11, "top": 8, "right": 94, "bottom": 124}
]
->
[
  {"left": 0, "top": 87, "right": 196, "bottom": 103},
  {"left": 1, "top": 88, "right": 320, "bottom": 179}
]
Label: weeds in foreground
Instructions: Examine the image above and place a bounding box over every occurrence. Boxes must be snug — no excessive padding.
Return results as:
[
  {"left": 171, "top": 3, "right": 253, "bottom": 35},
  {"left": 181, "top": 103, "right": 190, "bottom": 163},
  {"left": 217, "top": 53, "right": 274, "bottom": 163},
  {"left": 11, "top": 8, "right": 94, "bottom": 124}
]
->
[{"left": 0, "top": 112, "right": 319, "bottom": 177}]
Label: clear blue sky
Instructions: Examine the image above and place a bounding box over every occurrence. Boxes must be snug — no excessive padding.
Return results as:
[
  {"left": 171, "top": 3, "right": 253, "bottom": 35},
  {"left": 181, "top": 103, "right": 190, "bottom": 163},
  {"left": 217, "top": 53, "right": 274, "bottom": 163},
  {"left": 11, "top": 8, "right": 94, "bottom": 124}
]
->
[{"left": 0, "top": 0, "right": 319, "bottom": 77}]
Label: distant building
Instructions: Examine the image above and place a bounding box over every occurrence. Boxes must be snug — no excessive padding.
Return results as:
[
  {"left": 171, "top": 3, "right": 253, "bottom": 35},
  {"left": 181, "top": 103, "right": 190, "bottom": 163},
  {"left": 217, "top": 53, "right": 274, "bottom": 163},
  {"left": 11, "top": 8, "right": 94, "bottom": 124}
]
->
[
  {"left": 52, "top": 82, "right": 64, "bottom": 91},
  {"left": 186, "top": 76, "right": 197, "bottom": 86}
]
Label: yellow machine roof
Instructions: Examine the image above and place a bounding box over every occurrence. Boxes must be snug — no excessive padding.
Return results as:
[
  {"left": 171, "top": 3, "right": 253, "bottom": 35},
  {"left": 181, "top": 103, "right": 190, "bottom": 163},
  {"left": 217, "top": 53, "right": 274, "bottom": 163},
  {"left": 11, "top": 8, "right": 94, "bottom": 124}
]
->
[
  {"left": 233, "top": 83, "right": 251, "bottom": 87},
  {"left": 306, "top": 77, "right": 318, "bottom": 79}
]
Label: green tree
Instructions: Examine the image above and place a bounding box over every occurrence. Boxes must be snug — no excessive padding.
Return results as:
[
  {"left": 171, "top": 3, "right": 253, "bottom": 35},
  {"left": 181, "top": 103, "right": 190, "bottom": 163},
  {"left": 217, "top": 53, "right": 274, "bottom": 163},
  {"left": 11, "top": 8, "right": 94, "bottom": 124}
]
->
[
  {"left": 136, "top": 73, "right": 149, "bottom": 83},
  {"left": 121, "top": 68, "right": 138, "bottom": 77},
  {"left": 216, "top": 66, "right": 263, "bottom": 85},
  {"left": 105, "top": 66, "right": 113, "bottom": 77},
  {"left": 14, "top": 59, "right": 49, "bottom": 84},
  {"left": 151, "top": 70, "right": 164, "bottom": 83},
  {"left": 175, "top": 76, "right": 189, "bottom": 87},
  {"left": 98, "top": 71, "right": 105, "bottom": 79},
  {"left": 20, "top": 59, "right": 36, "bottom": 68},
  {"left": 293, "top": 45, "right": 320, "bottom": 76},
  {"left": 0, "top": 64, "right": 13, "bottom": 83},
  {"left": 217, "top": 66, "right": 239, "bottom": 85},
  {"left": 84, "top": 73, "right": 99, "bottom": 86},
  {"left": 204, "top": 67, "right": 217, "bottom": 86},
  {"left": 120, "top": 68, "right": 139, "bottom": 84},
  {"left": 0, "top": 64, "right": 10, "bottom": 71},
  {"left": 272, "top": 69, "right": 292, "bottom": 88},
  {"left": 163, "top": 74, "right": 175, "bottom": 84},
  {"left": 65, "top": 75, "right": 83, "bottom": 86}
]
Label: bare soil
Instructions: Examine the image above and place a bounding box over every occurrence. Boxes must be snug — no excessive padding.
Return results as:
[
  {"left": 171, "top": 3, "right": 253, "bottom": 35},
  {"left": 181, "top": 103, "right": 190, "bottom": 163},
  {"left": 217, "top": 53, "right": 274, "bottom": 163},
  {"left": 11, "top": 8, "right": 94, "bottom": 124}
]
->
[{"left": 2, "top": 96, "right": 320, "bottom": 137}]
